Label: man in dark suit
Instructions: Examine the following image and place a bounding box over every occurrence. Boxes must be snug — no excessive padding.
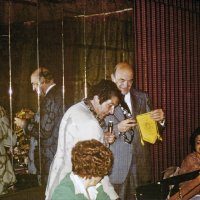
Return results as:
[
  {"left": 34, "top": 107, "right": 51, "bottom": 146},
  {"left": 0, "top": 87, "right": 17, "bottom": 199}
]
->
[
  {"left": 105, "top": 62, "right": 165, "bottom": 200},
  {"left": 15, "top": 67, "right": 64, "bottom": 185}
]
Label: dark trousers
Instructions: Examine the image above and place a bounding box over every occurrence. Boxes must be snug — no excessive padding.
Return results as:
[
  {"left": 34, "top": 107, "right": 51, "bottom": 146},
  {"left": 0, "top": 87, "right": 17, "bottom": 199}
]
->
[{"left": 113, "top": 167, "right": 138, "bottom": 200}]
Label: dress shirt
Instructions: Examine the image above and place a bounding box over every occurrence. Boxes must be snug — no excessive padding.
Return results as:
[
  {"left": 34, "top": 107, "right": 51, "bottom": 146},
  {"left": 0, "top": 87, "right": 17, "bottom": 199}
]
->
[
  {"left": 124, "top": 92, "right": 132, "bottom": 114},
  {"left": 70, "top": 172, "right": 100, "bottom": 200},
  {"left": 45, "top": 83, "right": 56, "bottom": 95}
]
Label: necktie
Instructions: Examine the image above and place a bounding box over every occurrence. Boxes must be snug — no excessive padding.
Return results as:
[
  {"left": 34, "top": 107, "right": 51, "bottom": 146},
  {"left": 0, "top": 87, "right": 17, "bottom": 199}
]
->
[
  {"left": 120, "top": 95, "right": 132, "bottom": 119},
  {"left": 119, "top": 96, "right": 135, "bottom": 144}
]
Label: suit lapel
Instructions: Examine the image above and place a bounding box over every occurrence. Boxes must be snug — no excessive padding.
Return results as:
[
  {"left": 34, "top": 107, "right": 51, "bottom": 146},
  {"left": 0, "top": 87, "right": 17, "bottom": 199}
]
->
[
  {"left": 130, "top": 90, "right": 142, "bottom": 118},
  {"left": 113, "top": 90, "right": 143, "bottom": 121},
  {"left": 113, "top": 106, "right": 125, "bottom": 121}
]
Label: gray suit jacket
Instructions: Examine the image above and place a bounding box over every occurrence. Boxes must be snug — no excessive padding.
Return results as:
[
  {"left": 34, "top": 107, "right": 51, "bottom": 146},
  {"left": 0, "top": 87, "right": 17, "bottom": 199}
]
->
[{"left": 105, "top": 88, "right": 153, "bottom": 186}]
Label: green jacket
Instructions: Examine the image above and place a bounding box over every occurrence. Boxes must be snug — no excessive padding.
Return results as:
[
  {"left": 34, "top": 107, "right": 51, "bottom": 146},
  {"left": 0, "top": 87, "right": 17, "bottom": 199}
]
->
[{"left": 52, "top": 173, "right": 111, "bottom": 200}]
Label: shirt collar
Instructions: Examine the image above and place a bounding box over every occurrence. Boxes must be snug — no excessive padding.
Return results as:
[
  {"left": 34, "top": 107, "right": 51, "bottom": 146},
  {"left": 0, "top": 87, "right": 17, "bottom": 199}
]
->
[
  {"left": 70, "top": 172, "right": 89, "bottom": 198},
  {"left": 70, "top": 172, "right": 100, "bottom": 200},
  {"left": 124, "top": 92, "right": 132, "bottom": 113},
  {"left": 45, "top": 83, "right": 56, "bottom": 95},
  {"left": 124, "top": 92, "right": 130, "bottom": 102}
]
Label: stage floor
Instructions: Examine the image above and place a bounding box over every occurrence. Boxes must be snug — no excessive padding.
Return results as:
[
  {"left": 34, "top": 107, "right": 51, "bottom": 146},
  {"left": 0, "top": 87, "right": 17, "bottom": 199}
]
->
[{"left": 0, "top": 186, "right": 45, "bottom": 200}]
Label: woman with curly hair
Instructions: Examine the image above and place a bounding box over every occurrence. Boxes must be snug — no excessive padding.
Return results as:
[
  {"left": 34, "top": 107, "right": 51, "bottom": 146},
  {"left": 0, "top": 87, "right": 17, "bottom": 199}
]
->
[{"left": 52, "top": 139, "right": 113, "bottom": 200}]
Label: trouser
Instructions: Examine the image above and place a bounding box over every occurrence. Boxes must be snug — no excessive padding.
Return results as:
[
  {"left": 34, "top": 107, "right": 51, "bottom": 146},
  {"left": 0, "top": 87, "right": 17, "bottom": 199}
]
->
[{"left": 113, "top": 166, "right": 138, "bottom": 200}]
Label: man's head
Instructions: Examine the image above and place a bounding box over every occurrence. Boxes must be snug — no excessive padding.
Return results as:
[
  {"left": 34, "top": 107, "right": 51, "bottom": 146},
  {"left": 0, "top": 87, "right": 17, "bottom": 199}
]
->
[
  {"left": 87, "top": 79, "right": 122, "bottom": 119},
  {"left": 111, "top": 62, "right": 134, "bottom": 95},
  {"left": 30, "top": 67, "right": 54, "bottom": 96},
  {"left": 72, "top": 139, "right": 113, "bottom": 185}
]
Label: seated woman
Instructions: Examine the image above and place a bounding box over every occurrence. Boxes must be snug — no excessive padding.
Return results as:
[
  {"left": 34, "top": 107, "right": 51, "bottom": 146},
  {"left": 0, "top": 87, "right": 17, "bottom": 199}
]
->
[
  {"left": 52, "top": 139, "right": 113, "bottom": 200},
  {"left": 179, "top": 127, "right": 200, "bottom": 175},
  {"left": 169, "top": 128, "right": 200, "bottom": 199}
]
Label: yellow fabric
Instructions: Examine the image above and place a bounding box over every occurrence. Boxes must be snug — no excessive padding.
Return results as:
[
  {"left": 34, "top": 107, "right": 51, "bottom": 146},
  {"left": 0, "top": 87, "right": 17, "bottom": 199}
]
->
[{"left": 136, "top": 112, "right": 162, "bottom": 145}]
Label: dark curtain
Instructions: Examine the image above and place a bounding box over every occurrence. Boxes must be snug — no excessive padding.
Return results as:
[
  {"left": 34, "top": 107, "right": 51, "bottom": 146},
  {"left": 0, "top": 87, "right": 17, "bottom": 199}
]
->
[
  {"left": 0, "top": 3, "right": 133, "bottom": 120},
  {"left": 64, "top": 12, "right": 133, "bottom": 102},
  {"left": 133, "top": 0, "right": 200, "bottom": 181}
]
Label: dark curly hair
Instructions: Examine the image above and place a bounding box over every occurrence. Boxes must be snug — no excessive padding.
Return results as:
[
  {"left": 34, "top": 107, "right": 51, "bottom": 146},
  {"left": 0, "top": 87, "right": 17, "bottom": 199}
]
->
[
  {"left": 71, "top": 139, "right": 113, "bottom": 179},
  {"left": 87, "top": 79, "right": 122, "bottom": 104},
  {"left": 190, "top": 127, "right": 200, "bottom": 152}
]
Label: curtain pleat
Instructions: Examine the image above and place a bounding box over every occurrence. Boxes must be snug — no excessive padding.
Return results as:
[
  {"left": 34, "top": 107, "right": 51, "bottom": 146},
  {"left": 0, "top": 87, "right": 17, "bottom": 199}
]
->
[{"left": 133, "top": 0, "right": 200, "bottom": 181}]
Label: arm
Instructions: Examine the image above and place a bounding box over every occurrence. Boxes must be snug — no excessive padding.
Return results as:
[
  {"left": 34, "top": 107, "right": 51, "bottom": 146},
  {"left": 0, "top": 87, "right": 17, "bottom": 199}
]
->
[
  {"left": 144, "top": 92, "right": 165, "bottom": 128},
  {"left": 0, "top": 107, "right": 17, "bottom": 147},
  {"left": 26, "top": 94, "right": 63, "bottom": 139},
  {"left": 179, "top": 153, "right": 199, "bottom": 175},
  {"left": 46, "top": 107, "right": 104, "bottom": 200},
  {"left": 104, "top": 106, "right": 136, "bottom": 140},
  {"left": 101, "top": 176, "right": 119, "bottom": 200},
  {"left": 144, "top": 93, "right": 165, "bottom": 132},
  {"left": 46, "top": 114, "right": 75, "bottom": 200}
]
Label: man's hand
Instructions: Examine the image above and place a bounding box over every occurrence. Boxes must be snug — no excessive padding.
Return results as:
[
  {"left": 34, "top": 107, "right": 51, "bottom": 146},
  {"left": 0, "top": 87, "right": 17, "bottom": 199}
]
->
[
  {"left": 104, "top": 131, "right": 116, "bottom": 145},
  {"left": 117, "top": 118, "right": 137, "bottom": 133},
  {"left": 151, "top": 109, "right": 165, "bottom": 122},
  {"left": 14, "top": 117, "right": 27, "bottom": 129}
]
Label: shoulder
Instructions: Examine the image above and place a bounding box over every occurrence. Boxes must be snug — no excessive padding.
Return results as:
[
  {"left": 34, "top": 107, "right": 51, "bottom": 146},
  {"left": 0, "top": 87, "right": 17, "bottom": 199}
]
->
[
  {"left": 52, "top": 174, "right": 75, "bottom": 200},
  {"left": 61, "top": 102, "right": 99, "bottom": 128},
  {"left": 130, "top": 88, "right": 148, "bottom": 99},
  {"left": 46, "top": 85, "right": 62, "bottom": 98},
  {"left": 66, "top": 102, "right": 95, "bottom": 119},
  {"left": 60, "top": 102, "right": 103, "bottom": 141},
  {"left": 184, "top": 152, "right": 196, "bottom": 159},
  {"left": 65, "top": 102, "right": 88, "bottom": 117},
  {"left": 179, "top": 152, "right": 200, "bottom": 174}
]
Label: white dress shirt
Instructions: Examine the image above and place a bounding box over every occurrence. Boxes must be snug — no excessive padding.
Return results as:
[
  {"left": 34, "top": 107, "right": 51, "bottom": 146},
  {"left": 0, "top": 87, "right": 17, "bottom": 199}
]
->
[{"left": 124, "top": 92, "right": 132, "bottom": 114}]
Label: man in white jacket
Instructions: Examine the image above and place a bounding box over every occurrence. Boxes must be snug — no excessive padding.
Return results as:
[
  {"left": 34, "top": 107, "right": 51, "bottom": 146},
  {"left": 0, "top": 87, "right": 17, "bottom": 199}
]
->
[{"left": 46, "top": 80, "right": 122, "bottom": 200}]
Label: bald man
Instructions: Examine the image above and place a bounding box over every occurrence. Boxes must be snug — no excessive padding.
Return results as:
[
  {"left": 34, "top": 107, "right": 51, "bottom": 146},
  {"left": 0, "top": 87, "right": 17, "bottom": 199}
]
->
[
  {"left": 15, "top": 67, "right": 65, "bottom": 185},
  {"left": 105, "top": 62, "right": 165, "bottom": 200}
]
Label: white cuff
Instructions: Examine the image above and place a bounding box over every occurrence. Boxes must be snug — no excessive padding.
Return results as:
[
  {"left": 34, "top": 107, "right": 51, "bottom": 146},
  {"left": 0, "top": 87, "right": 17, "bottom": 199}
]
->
[{"left": 159, "top": 119, "right": 165, "bottom": 126}]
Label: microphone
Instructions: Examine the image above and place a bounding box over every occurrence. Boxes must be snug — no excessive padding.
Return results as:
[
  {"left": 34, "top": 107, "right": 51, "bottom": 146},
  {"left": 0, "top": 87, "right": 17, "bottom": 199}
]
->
[
  {"left": 108, "top": 121, "right": 113, "bottom": 133},
  {"left": 106, "top": 121, "right": 113, "bottom": 148}
]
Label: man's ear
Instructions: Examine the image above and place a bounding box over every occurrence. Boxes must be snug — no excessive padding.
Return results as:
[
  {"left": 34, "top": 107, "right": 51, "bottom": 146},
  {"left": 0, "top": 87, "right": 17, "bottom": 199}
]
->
[{"left": 111, "top": 74, "right": 116, "bottom": 82}]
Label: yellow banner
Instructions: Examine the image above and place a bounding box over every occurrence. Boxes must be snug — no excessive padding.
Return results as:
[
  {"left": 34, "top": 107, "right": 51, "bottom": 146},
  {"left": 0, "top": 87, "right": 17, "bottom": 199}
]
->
[{"left": 136, "top": 112, "right": 162, "bottom": 145}]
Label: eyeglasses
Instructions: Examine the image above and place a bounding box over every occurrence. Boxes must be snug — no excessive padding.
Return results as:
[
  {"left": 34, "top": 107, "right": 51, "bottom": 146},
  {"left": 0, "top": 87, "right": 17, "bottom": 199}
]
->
[{"left": 117, "top": 79, "right": 133, "bottom": 86}]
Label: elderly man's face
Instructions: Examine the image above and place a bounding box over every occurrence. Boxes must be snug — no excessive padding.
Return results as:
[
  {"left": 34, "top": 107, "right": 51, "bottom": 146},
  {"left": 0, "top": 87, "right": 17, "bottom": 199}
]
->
[
  {"left": 31, "top": 74, "right": 46, "bottom": 96},
  {"left": 112, "top": 67, "right": 134, "bottom": 95},
  {"left": 95, "top": 96, "right": 119, "bottom": 119}
]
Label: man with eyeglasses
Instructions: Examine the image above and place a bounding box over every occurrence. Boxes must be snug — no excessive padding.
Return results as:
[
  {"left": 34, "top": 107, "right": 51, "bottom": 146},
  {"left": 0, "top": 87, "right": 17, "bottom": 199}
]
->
[{"left": 105, "top": 62, "right": 165, "bottom": 200}]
